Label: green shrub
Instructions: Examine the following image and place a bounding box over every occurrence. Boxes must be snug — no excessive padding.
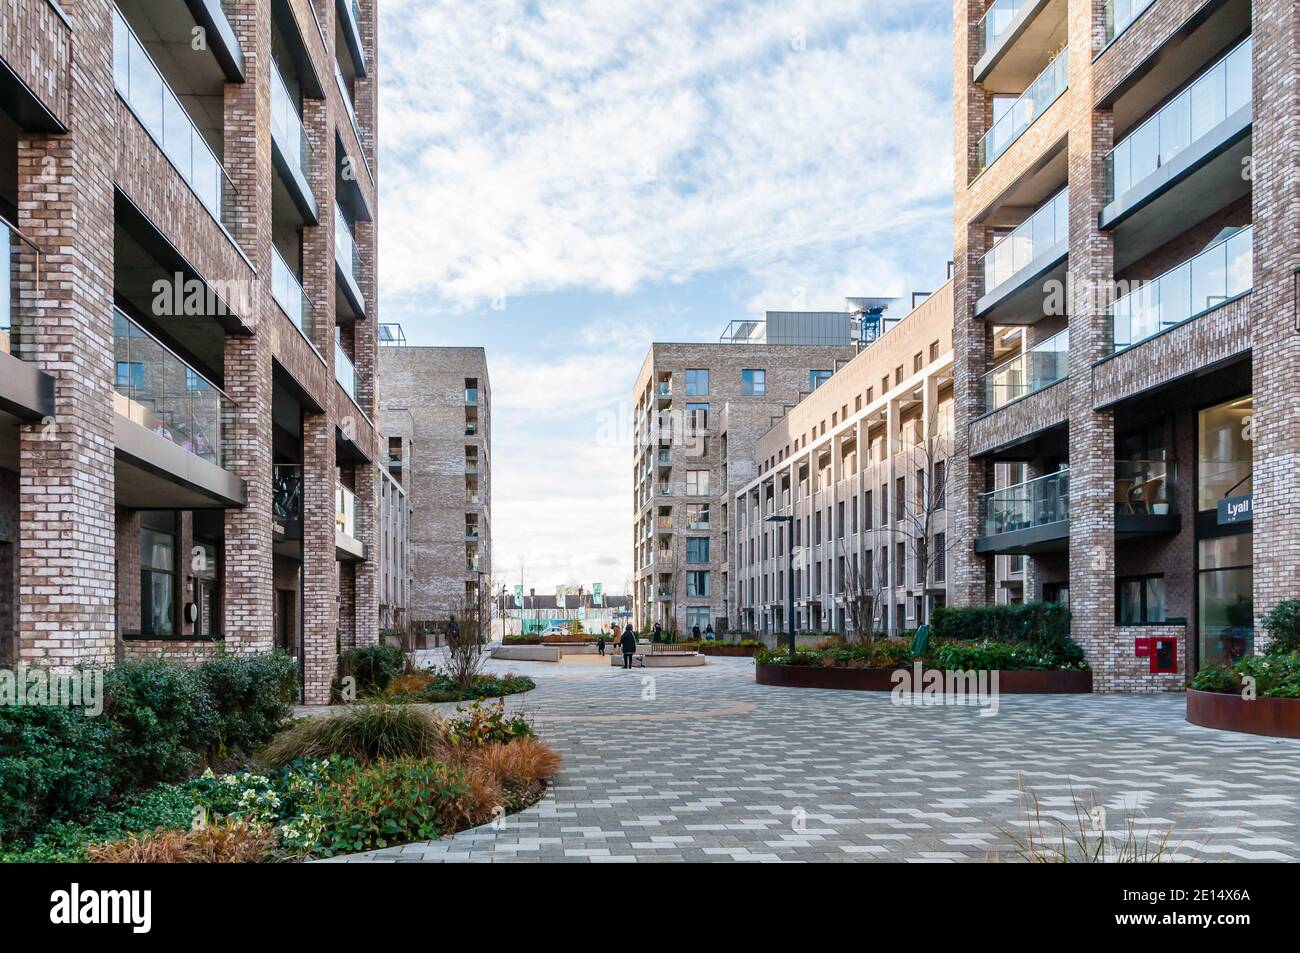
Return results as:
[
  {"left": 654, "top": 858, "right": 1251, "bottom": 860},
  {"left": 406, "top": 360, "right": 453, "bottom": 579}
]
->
[
  {"left": 1190, "top": 651, "right": 1300, "bottom": 698},
  {"left": 1, "top": 783, "right": 194, "bottom": 862},
  {"left": 195, "top": 653, "right": 298, "bottom": 756},
  {"left": 0, "top": 706, "right": 114, "bottom": 842},
  {"left": 930, "top": 640, "right": 1076, "bottom": 671},
  {"left": 1263, "top": 600, "right": 1300, "bottom": 656},
  {"left": 257, "top": 704, "right": 442, "bottom": 768},
  {"left": 103, "top": 660, "right": 215, "bottom": 791},
  {"left": 304, "top": 759, "right": 469, "bottom": 856},
  {"left": 339, "top": 644, "right": 406, "bottom": 695},
  {"left": 931, "top": 602, "right": 1077, "bottom": 656},
  {"left": 422, "top": 673, "right": 534, "bottom": 703},
  {"left": 436, "top": 699, "right": 534, "bottom": 751}
]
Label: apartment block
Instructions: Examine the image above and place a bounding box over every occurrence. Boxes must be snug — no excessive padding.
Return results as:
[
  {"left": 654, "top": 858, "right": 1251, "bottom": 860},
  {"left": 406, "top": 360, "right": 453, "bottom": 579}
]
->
[
  {"left": 379, "top": 342, "right": 492, "bottom": 625},
  {"left": 377, "top": 433, "right": 412, "bottom": 633},
  {"left": 631, "top": 316, "right": 858, "bottom": 634},
  {"left": 503, "top": 589, "right": 632, "bottom": 637},
  {"left": 951, "top": 0, "right": 1296, "bottom": 690},
  {"left": 732, "top": 286, "right": 957, "bottom": 637},
  {"left": 0, "top": 0, "right": 381, "bottom": 702}
]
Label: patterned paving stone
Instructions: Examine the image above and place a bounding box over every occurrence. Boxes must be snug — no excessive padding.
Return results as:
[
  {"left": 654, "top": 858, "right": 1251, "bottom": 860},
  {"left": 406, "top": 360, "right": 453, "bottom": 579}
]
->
[{"left": 329, "top": 653, "right": 1300, "bottom": 863}]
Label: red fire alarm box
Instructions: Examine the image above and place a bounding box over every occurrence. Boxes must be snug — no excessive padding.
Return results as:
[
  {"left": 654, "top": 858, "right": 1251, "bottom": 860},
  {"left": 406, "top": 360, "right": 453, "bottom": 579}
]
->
[
  {"left": 1150, "top": 637, "right": 1177, "bottom": 674},
  {"left": 1134, "top": 637, "right": 1152, "bottom": 657}
]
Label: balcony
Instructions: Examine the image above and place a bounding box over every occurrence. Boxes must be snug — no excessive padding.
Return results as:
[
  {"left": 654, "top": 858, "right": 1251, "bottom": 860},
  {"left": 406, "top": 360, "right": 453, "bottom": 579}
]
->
[
  {"left": 334, "top": 338, "right": 357, "bottom": 399},
  {"left": 1111, "top": 225, "right": 1252, "bottom": 352},
  {"left": 112, "top": 8, "right": 235, "bottom": 231},
  {"left": 1102, "top": 38, "right": 1252, "bottom": 269},
  {"left": 113, "top": 309, "right": 234, "bottom": 469},
  {"left": 974, "top": 0, "right": 1067, "bottom": 90},
  {"left": 271, "top": 246, "right": 314, "bottom": 341},
  {"left": 270, "top": 61, "right": 317, "bottom": 221},
  {"left": 1115, "top": 459, "right": 1180, "bottom": 536},
  {"left": 977, "top": 187, "right": 1068, "bottom": 320},
  {"left": 0, "top": 219, "right": 55, "bottom": 423},
  {"left": 658, "top": 483, "right": 671, "bottom": 496},
  {"left": 657, "top": 449, "right": 671, "bottom": 467},
  {"left": 334, "top": 60, "right": 363, "bottom": 146},
  {"left": 112, "top": 308, "right": 244, "bottom": 507},
  {"left": 336, "top": 482, "right": 364, "bottom": 560},
  {"left": 336, "top": 0, "right": 367, "bottom": 77},
  {"left": 976, "top": 46, "right": 1068, "bottom": 175},
  {"left": 1102, "top": 0, "right": 1156, "bottom": 46},
  {"left": 979, "top": 329, "right": 1068, "bottom": 413},
  {"left": 273, "top": 463, "right": 304, "bottom": 540},
  {"left": 656, "top": 381, "right": 672, "bottom": 403},
  {"left": 975, "top": 470, "right": 1069, "bottom": 554},
  {"left": 334, "top": 202, "right": 366, "bottom": 318}
]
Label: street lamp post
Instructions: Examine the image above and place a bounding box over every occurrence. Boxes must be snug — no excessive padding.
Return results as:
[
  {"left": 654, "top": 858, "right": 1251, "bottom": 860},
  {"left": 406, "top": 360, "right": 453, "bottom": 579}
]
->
[{"left": 766, "top": 514, "right": 795, "bottom": 656}]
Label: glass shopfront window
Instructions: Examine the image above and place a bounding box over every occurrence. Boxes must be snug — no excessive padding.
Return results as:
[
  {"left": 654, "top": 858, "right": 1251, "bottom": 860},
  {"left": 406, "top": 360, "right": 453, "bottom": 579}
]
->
[
  {"left": 1197, "top": 396, "right": 1252, "bottom": 512},
  {"left": 1198, "top": 533, "right": 1253, "bottom": 667},
  {"left": 141, "top": 512, "right": 177, "bottom": 636}
]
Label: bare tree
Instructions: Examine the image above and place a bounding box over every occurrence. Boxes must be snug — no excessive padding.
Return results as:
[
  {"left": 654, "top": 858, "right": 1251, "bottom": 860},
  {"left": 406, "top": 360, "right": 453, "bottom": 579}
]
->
[
  {"left": 445, "top": 571, "right": 496, "bottom": 690},
  {"left": 837, "top": 539, "right": 876, "bottom": 642}
]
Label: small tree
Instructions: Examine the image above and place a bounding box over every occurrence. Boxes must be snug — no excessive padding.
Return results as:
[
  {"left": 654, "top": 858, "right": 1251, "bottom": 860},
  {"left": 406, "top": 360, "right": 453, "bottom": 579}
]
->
[{"left": 838, "top": 540, "right": 876, "bottom": 643}]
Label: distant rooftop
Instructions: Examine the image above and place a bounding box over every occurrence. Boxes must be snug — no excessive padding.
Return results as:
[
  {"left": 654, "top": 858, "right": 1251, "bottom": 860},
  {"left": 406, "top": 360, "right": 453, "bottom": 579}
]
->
[{"left": 718, "top": 294, "right": 932, "bottom": 348}]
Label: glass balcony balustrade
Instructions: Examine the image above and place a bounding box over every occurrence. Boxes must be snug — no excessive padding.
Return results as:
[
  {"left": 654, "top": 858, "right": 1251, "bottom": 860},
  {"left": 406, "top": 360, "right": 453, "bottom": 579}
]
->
[
  {"left": 112, "top": 9, "right": 233, "bottom": 227},
  {"left": 270, "top": 61, "right": 312, "bottom": 183},
  {"left": 977, "top": 46, "right": 1069, "bottom": 172},
  {"left": 979, "top": 329, "right": 1069, "bottom": 412},
  {"left": 977, "top": 0, "right": 1031, "bottom": 58},
  {"left": 113, "top": 308, "right": 236, "bottom": 469},
  {"left": 1115, "top": 459, "right": 1177, "bottom": 515},
  {"left": 334, "top": 338, "right": 357, "bottom": 398},
  {"left": 335, "top": 483, "right": 356, "bottom": 538},
  {"left": 978, "top": 469, "right": 1070, "bottom": 536},
  {"left": 1105, "top": 38, "right": 1251, "bottom": 203},
  {"left": 271, "top": 246, "right": 312, "bottom": 337},
  {"left": 1103, "top": 0, "right": 1155, "bottom": 44},
  {"left": 1111, "top": 225, "right": 1252, "bottom": 351},
  {"left": 981, "top": 188, "right": 1068, "bottom": 296}
]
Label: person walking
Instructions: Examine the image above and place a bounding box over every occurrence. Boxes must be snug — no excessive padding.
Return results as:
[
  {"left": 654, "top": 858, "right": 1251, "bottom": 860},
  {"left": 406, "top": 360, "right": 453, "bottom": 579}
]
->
[
  {"left": 652, "top": 621, "right": 662, "bottom": 643},
  {"left": 704, "top": 623, "right": 715, "bottom": 642},
  {"left": 691, "top": 624, "right": 701, "bottom": 641},
  {"left": 596, "top": 633, "right": 606, "bottom": 657},
  {"left": 620, "top": 623, "right": 637, "bottom": 669},
  {"left": 445, "top": 615, "right": 460, "bottom": 649}
]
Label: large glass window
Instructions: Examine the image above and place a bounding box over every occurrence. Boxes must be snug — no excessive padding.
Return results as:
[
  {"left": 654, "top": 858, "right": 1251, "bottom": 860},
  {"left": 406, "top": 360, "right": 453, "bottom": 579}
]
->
[
  {"left": 192, "top": 540, "right": 220, "bottom": 637},
  {"left": 686, "top": 470, "right": 710, "bottom": 495},
  {"left": 1198, "top": 396, "right": 1252, "bottom": 512},
  {"left": 741, "top": 369, "right": 766, "bottom": 396},
  {"left": 684, "top": 368, "right": 709, "bottom": 396},
  {"left": 686, "top": 537, "right": 710, "bottom": 563},
  {"left": 686, "top": 571, "right": 710, "bottom": 597},
  {"left": 809, "top": 370, "right": 833, "bottom": 391},
  {"left": 686, "top": 402, "right": 709, "bottom": 431},
  {"left": 685, "top": 606, "right": 711, "bottom": 632},
  {"left": 686, "top": 503, "right": 710, "bottom": 529},
  {"left": 1198, "top": 533, "right": 1253, "bottom": 668},
  {"left": 1117, "top": 574, "right": 1165, "bottom": 624},
  {"left": 141, "top": 513, "right": 176, "bottom": 636}
]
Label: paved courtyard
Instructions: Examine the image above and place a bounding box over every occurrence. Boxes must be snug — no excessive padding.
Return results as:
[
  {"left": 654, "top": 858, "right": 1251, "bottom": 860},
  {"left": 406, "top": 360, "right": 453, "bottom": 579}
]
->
[{"left": 324, "top": 653, "right": 1300, "bottom": 863}]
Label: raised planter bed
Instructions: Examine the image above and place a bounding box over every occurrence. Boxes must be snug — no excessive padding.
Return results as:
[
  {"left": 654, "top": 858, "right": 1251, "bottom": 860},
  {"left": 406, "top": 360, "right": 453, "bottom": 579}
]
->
[
  {"left": 698, "top": 644, "right": 762, "bottom": 657},
  {"left": 1186, "top": 688, "right": 1300, "bottom": 739},
  {"left": 755, "top": 663, "right": 1091, "bottom": 693}
]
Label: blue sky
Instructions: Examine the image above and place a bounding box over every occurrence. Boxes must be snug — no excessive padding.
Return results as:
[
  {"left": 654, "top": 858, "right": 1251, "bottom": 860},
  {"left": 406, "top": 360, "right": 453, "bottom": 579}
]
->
[{"left": 376, "top": 0, "right": 955, "bottom": 593}]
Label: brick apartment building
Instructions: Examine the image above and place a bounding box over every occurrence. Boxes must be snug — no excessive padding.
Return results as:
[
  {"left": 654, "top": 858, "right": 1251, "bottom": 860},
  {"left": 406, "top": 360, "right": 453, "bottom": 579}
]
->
[
  {"left": 379, "top": 342, "right": 492, "bottom": 626},
  {"left": 950, "top": 0, "right": 1297, "bottom": 690},
  {"left": 377, "top": 431, "right": 411, "bottom": 633},
  {"left": 731, "top": 286, "right": 961, "bottom": 638},
  {"left": 0, "top": 0, "right": 381, "bottom": 704},
  {"left": 631, "top": 316, "right": 858, "bottom": 634}
]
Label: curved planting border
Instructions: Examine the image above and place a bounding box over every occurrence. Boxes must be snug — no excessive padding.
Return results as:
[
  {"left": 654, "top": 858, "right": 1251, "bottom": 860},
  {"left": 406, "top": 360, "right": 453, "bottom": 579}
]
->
[
  {"left": 1186, "top": 688, "right": 1300, "bottom": 739},
  {"left": 755, "top": 663, "right": 1091, "bottom": 693}
]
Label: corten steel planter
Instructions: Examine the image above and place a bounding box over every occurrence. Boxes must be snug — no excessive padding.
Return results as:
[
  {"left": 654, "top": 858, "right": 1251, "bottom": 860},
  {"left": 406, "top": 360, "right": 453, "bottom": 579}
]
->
[
  {"left": 1186, "top": 689, "right": 1300, "bottom": 739},
  {"left": 755, "top": 663, "right": 1092, "bottom": 693},
  {"left": 698, "top": 645, "right": 762, "bottom": 657}
]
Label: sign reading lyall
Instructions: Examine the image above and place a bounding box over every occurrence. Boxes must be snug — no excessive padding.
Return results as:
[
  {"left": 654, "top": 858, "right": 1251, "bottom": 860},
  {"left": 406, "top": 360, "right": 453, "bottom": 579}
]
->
[{"left": 1217, "top": 493, "right": 1253, "bottom": 525}]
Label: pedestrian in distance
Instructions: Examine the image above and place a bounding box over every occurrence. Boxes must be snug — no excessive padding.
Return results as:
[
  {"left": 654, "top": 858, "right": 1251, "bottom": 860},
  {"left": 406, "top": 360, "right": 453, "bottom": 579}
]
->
[
  {"left": 596, "top": 633, "right": 606, "bottom": 656},
  {"left": 620, "top": 623, "right": 637, "bottom": 669}
]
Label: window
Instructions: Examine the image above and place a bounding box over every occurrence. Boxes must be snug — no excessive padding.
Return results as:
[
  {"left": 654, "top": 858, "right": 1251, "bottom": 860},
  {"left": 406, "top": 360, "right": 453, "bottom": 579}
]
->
[
  {"left": 1197, "top": 395, "right": 1252, "bottom": 512},
  {"left": 140, "top": 512, "right": 177, "bottom": 636},
  {"left": 933, "top": 461, "right": 946, "bottom": 509},
  {"left": 192, "top": 540, "right": 220, "bottom": 637},
  {"left": 685, "top": 606, "right": 710, "bottom": 632},
  {"left": 933, "top": 532, "right": 946, "bottom": 582},
  {"left": 1198, "top": 533, "right": 1253, "bottom": 667},
  {"left": 895, "top": 477, "right": 906, "bottom": 521},
  {"left": 930, "top": 341, "right": 940, "bottom": 362},
  {"left": 687, "top": 503, "right": 710, "bottom": 529},
  {"left": 880, "top": 483, "right": 888, "bottom": 523},
  {"left": 864, "top": 490, "right": 873, "bottom": 530},
  {"left": 741, "top": 369, "right": 766, "bottom": 396},
  {"left": 896, "top": 542, "right": 906, "bottom": 586},
  {"left": 913, "top": 353, "right": 923, "bottom": 373},
  {"left": 686, "top": 571, "right": 710, "bottom": 597},
  {"left": 686, "top": 402, "right": 709, "bottom": 431},
  {"left": 686, "top": 470, "right": 710, "bottom": 495},
  {"left": 684, "top": 368, "right": 709, "bottom": 395},
  {"left": 1117, "top": 574, "right": 1166, "bottom": 624},
  {"left": 836, "top": 501, "right": 845, "bottom": 537},
  {"left": 686, "top": 537, "right": 710, "bottom": 563},
  {"left": 809, "top": 369, "right": 832, "bottom": 390}
]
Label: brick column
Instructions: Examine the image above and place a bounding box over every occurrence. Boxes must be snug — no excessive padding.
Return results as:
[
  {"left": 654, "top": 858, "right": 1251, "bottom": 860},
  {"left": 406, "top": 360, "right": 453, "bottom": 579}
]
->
[
  {"left": 221, "top": 0, "right": 275, "bottom": 651},
  {"left": 949, "top": 0, "right": 993, "bottom": 608},
  {"left": 352, "top": 461, "right": 379, "bottom": 647},
  {"left": 301, "top": 412, "right": 337, "bottom": 703},
  {"left": 1250, "top": 0, "right": 1300, "bottom": 650},
  {"left": 13, "top": 0, "right": 118, "bottom": 668},
  {"left": 1066, "top": 0, "right": 1118, "bottom": 689}
]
